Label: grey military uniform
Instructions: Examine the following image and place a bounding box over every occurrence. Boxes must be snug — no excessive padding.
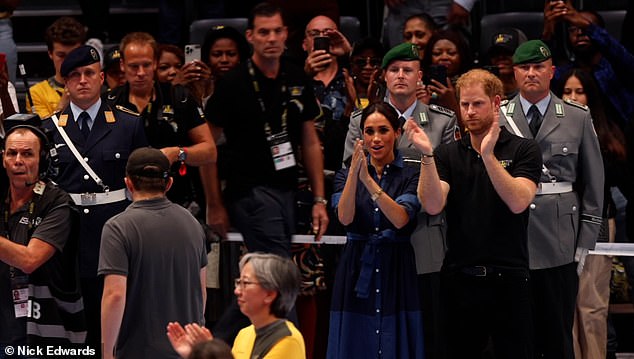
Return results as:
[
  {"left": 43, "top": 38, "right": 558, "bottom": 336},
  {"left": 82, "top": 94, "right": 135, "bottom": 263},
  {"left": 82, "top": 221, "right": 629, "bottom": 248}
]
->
[
  {"left": 500, "top": 93, "right": 604, "bottom": 269},
  {"left": 343, "top": 101, "right": 457, "bottom": 274}
]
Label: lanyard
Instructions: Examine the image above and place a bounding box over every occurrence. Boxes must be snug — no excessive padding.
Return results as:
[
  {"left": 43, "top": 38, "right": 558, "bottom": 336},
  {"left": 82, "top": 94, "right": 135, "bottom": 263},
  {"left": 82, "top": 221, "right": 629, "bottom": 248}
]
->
[
  {"left": 247, "top": 59, "right": 289, "bottom": 136},
  {"left": 3, "top": 183, "right": 44, "bottom": 278}
]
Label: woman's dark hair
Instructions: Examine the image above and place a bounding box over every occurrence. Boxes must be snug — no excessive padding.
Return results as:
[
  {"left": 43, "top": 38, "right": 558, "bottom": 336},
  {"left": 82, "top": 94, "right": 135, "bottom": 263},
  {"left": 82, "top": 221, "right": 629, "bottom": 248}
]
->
[
  {"left": 201, "top": 26, "right": 251, "bottom": 66},
  {"left": 554, "top": 68, "right": 626, "bottom": 161},
  {"left": 422, "top": 28, "right": 473, "bottom": 77},
  {"left": 189, "top": 339, "right": 233, "bottom": 359},
  {"left": 403, "top": 13, "right": 438, "bottom": 33},
  {"left": 157, "top": 44, "right": 185, "bottom": 64},
  {"left": 360, "top": 102, "right": 401, "bottom": 132},
  {"left": 350, "top": 37, "right": 385, "bottom": 59}
]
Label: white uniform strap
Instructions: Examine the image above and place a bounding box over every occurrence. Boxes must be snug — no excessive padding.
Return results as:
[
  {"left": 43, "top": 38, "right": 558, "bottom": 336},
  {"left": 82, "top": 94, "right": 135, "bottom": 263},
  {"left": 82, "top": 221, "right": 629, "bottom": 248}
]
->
[
  {"left": 500, "top": 105, "right": 556, "bottom": 182},
  {"left": 50, "top": 114, "right": 107, "bottom": 191},
  {"left": 500, "top": 105, "right": 525, "bottom": 138}
]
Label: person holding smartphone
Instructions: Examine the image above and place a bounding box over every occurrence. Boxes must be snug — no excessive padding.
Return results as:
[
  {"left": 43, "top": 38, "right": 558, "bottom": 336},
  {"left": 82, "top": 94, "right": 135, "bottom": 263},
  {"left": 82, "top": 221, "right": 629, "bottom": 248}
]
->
[
  {"left": 106, "top": 32, "right": 218, "bottom": 230},
  {"left": 423, "top": 28, "right": 473, "bottom": 135},
  {"left": 302, "top": 15, "right": 353, "bottom": 172}
]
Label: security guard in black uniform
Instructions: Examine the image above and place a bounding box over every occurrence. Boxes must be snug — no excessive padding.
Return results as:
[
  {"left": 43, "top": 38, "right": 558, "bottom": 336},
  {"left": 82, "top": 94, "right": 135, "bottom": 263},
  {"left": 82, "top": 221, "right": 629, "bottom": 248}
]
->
[{"left": 42, "top": 45, "right": 147, "bottom": 347}]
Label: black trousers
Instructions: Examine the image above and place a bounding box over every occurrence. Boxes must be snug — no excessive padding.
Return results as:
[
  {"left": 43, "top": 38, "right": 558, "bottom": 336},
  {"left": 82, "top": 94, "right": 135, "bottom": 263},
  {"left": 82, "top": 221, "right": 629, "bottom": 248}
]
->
[
  {"left": 419, "top": 272, "right": 445, "bottom": 359},
  {"left": 212, "top": 186, "right": 296, "bottom": 344},
  {"left": 530, "top": 262, "right": 579, "bottom": 359},
  {"left": 81, "top": 277, "right": 103, "bottom": 351},
  {"left": 441, "top": 267, "right": 533, "bottom": 359}
]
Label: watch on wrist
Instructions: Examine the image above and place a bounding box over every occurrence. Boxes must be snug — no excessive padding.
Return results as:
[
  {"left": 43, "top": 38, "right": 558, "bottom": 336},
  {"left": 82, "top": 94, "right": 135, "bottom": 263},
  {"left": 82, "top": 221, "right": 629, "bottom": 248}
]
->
[
  {"left": 314, "top": 196, "right": 328, "bottom": 206},
  {"left": 371, "top": 188, "right": 384, "bottom": 202},
  {"left": 178, "top": 147, "right": 188, "bottom": 162}
]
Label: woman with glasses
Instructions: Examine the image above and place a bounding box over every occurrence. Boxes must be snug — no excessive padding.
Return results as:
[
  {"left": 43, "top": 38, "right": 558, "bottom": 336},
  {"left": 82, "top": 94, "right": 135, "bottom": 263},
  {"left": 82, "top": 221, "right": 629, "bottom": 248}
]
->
[
  {"left": 167, "top": 253, "right": 305, "bottom": 359},
  {"left": 347, "top": 38, "right": 385, "bottom": 110},
  {"left": 327, "top": 102, "right": 424, "bottom": 359}
]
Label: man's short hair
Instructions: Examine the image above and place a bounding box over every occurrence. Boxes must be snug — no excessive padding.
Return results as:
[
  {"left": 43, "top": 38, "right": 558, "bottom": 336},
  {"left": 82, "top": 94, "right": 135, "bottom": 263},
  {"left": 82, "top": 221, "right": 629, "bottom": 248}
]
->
[
  {"left": 456, "top": 69, "right": 504, "bottom": 99},
  {"left": 247, "top": 2, "right": 283, "bottom": 30},
  {"left": 45, "top": 17, "right": 87, "bottom": 51},
  {"left": 120, "top": 32, "right": 158, "bottom": 61},
  {"left": 239, "top": 253, "right": 300, "bottom": 318}
]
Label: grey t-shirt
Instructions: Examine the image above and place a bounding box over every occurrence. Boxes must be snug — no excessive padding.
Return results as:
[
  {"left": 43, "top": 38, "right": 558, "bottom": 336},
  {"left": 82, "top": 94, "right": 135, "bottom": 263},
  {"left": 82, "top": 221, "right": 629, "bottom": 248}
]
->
[{"left": 98, "top": 197, "right": 207, "bottom": 358}]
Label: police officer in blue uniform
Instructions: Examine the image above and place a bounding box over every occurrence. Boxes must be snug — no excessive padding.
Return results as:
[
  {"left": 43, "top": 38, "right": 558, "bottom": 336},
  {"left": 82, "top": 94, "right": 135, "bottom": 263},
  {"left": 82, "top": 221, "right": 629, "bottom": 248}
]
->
[{"left": 41, "top": 45, "right": 147, "bottom": 347}]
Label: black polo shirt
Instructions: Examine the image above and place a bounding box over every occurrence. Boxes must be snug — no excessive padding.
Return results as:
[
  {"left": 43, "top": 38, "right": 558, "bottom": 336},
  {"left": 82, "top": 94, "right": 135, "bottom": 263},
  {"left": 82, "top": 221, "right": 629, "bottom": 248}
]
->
[
  {"left": 205, "top": 59, "right": 321, "bottom": 199},
  {"left": 435, "top": 128, "right": 542, "bottom": 269},
  {"left": 106, "top": 82, "right": 206, "bottom": 207}
]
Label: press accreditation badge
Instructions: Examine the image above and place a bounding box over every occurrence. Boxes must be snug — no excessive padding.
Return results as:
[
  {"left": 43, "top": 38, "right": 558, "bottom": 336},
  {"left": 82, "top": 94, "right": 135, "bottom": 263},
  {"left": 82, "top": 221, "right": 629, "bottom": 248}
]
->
[
  {"left": 11, "top": 275, "right": 29, "bottom": 318},
  {"left": 267, "top": 131, "right": 296, "bottom": 171}
]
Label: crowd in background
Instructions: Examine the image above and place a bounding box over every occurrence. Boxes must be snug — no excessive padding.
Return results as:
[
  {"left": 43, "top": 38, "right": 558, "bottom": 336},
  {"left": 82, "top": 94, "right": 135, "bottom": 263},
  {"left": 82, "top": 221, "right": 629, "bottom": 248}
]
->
[{"left": 0, "top": 0, "right": 633, "bottom": 358}]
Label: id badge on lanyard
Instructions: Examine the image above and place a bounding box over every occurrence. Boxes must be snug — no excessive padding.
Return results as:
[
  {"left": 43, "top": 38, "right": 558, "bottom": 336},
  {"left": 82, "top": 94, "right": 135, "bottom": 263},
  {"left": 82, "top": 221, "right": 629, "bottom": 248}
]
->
[
  {"left": 10, "top": 268, "right": 29, "bottom": 318},
  {"left": 268, "top": 131, "right": 296, "bottom": 171}
]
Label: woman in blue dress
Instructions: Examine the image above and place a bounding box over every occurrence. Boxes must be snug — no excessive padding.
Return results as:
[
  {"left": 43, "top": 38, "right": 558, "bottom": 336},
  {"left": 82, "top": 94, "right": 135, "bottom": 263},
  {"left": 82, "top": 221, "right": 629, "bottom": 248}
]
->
[{"left": 327, "top": 102, "right": 424, "bottom": 359}]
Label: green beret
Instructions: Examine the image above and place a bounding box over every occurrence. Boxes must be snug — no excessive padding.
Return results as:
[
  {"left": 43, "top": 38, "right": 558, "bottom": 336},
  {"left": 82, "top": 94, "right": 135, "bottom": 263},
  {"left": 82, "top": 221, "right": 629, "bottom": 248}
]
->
[
  {"left": 512, "top": 40, "right": 552, "bottom": 65},
  {"left": 381, "top": 43, "right": 419, "bottom": 69}
]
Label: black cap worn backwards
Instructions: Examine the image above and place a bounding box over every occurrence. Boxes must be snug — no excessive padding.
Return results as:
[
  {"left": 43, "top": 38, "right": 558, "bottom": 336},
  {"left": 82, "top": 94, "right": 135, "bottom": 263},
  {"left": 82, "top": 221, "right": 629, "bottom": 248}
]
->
[{"left": 126, "top": 147, "right": 170, "bottom": 179}]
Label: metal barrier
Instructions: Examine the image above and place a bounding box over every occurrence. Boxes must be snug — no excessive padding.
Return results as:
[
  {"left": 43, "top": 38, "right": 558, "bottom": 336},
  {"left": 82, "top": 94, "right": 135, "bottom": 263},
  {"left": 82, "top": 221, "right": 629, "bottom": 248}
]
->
[{"left": 225, "top": 233, "right": 634, "bottom": 256}]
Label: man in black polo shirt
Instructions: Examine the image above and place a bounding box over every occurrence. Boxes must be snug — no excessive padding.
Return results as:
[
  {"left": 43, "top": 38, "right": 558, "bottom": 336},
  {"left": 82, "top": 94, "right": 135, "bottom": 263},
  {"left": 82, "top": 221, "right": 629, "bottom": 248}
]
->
[
  {"left": 204, "top": 2, "right": 328, "bottom": 343},
  {"left": 405, "top": 68, "right": 542, "bottom": 358}
]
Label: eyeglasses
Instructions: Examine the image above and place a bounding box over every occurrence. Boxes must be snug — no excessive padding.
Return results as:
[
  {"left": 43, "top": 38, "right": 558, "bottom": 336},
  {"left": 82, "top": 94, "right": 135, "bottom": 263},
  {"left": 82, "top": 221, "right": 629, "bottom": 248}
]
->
[
  {"left": 234, "top": 278, "right": 261, "bottom": 289},
  {"left": 307, "top": 28, "right": 334, "bottom": 38},
  {"left": 352, "top": 57, "right": 382, "bottom": 68}
]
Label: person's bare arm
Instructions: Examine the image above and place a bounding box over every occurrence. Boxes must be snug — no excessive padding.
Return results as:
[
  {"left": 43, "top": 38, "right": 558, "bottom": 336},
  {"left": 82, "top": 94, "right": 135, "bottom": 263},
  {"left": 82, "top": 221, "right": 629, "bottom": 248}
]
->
[
  {"left": 301, "top": 120, "right": 329, "bottom": 239},
  {"left": 101, "top": 274, "right": 127, "bottom": 359}
]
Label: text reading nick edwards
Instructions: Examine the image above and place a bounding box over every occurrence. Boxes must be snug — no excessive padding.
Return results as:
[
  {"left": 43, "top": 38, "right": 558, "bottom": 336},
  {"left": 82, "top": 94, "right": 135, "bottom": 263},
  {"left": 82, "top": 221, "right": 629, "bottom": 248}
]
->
[{"left": 3, "top": 344, "right": 97, "bottom": 357}]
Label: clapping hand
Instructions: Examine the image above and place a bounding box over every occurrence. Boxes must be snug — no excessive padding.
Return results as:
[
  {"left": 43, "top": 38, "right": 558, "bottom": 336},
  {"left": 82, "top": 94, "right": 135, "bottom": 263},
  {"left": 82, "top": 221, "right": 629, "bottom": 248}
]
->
[
  {"left": 480, "top": 109, "right": 501, "bottom": 158},
  {"left": 404, "top": 119, "right": 433, "bottom": 154},
  {"left": 166, "top": 322, "right": 213, "bottom": 359}
]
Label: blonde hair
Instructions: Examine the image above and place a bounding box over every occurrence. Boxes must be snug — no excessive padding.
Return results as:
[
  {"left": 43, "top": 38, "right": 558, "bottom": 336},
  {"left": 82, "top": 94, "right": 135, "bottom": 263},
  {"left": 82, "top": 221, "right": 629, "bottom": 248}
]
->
[{"left": 456, "top": 69, "right": 503, "bottom": 99}]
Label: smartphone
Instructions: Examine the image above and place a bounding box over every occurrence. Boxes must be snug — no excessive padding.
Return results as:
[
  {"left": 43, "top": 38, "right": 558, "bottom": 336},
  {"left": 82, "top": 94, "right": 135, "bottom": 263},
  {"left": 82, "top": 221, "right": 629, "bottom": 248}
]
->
[
  {"left": 313, "top": 36, "right": 330, "bottom": 53},
  {"left": 184, "top": 44, "right": 201, "bottom": 63},
  {"left": 424, "top": 64, "right": 447, "bottom": 86}
]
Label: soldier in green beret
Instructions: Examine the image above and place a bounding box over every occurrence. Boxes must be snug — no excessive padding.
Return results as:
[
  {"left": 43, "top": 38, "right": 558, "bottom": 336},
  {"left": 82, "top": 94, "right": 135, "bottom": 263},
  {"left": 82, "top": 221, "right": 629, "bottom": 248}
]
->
[{"left": 499, "top": 39, "right": 604, "bottom": 359}]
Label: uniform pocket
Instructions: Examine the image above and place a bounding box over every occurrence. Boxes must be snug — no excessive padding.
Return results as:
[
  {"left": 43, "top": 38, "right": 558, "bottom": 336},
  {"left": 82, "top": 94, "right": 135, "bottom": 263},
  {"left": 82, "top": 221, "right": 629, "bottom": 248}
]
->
[{"left": 557, "top": 194, "right": 579, "bottom": 257}]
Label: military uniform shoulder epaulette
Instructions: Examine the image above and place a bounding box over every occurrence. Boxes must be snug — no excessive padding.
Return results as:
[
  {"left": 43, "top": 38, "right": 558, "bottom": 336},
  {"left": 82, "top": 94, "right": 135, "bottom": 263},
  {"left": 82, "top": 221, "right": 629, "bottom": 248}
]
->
[
  {"left": 114, "top": 105, "right": 140, "bottom": 116},
  {"left": 351, "top": 108, "right": 363, "bottom": 119},
  {"left": 563, "top": 98, "right": 589, "bottom": 111},
  {"left": 429, "top": 104, "right": 455, "bottom": 117},
  {"left": 500, "top": 99, "right": 509, "bottom": 107}
]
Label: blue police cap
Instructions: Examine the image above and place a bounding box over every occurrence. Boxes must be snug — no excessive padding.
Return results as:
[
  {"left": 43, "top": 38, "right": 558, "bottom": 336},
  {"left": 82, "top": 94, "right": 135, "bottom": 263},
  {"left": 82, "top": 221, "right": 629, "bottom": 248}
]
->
[{"left": 60, "top": 45, "right": 101, "bottom": 78}]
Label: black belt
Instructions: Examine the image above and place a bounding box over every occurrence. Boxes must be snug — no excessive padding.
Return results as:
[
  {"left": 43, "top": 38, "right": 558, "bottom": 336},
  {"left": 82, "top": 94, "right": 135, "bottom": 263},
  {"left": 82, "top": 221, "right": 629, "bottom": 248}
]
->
[{"left": 456, "top": 265, "right": 529, "bottom": 278}]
